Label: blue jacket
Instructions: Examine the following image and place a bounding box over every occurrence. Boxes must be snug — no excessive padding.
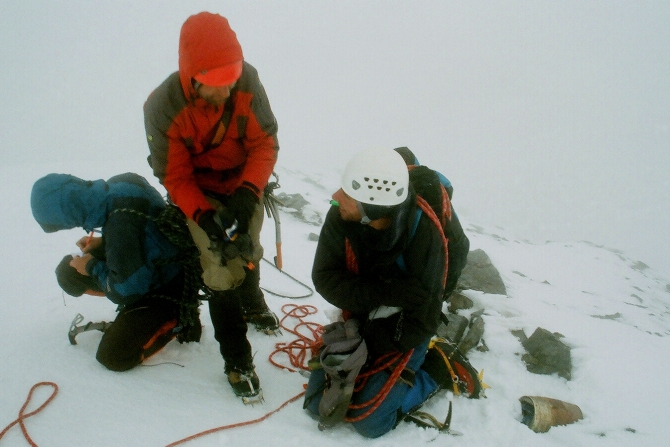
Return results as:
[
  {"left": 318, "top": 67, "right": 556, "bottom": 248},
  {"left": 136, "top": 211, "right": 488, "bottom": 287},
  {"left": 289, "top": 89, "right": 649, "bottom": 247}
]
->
[{"left": 31, "top": 173, "right": 180, "bottom": 307}]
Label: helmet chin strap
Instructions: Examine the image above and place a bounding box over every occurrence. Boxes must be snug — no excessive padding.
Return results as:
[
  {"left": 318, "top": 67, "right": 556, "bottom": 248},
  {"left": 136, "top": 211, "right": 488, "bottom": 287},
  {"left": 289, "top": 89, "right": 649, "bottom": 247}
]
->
[{"left": 356, "top": 201, "right": 372, "bottom": 225}]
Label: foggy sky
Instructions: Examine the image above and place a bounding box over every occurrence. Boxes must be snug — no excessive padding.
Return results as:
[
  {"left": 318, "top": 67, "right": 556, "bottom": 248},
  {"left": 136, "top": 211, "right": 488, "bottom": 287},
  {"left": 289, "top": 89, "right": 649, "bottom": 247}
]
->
[{"left": 1, "top": 1, "right": 668, "bottom": 275}]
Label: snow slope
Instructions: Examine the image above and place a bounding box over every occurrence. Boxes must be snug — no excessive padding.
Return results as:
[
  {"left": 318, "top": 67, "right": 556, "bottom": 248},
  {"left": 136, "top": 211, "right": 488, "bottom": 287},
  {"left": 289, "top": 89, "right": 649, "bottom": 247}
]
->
[
  {"left": 2, "top": 3, "right": 669, "bottom": 445},
  {"left": 2, "top": 163, "right": 669, "bottom": 447}
]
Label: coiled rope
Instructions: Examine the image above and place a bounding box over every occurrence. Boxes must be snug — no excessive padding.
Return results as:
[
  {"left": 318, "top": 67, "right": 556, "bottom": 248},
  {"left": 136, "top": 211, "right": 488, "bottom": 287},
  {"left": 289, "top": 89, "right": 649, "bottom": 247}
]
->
[
  {"left": 110, "top": 205, "right": 203, "bottom": 329},
  {"left": 269, "top": 303, "right": 323, "bottom": 372}
]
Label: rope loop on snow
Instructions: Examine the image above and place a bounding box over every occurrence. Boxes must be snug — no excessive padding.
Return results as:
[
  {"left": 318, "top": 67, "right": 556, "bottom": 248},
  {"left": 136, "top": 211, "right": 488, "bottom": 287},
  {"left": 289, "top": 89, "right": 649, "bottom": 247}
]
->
[
  {"left": 0, "top": 381, "right": 59, "bottom": 447},
  {"left": 269, "top": 304, "right": 324, "bottom": 372}
]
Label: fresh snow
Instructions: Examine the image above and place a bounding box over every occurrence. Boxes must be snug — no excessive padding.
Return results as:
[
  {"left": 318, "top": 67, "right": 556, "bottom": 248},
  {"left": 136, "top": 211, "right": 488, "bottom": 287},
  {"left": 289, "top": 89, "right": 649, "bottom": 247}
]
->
[
  {"left": 2, "top": 2, "right": 669, "bottom": 446},
  {"left": 2, "top": 163, "right": 669, "bottom": 446}
]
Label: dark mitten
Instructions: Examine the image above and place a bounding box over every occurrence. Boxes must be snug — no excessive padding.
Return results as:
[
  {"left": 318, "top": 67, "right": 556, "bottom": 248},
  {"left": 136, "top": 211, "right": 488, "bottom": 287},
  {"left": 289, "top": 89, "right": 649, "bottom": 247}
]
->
[
  {"left": 55, "top": 255, "right": 102, "bottom": 297},
  {"left": 196, "top": 209, "right": 224, "bottom": 242},
  {"left": 227, "top": 187, "right": 258, "bottom": 233},
  {"left": 220, "top": 233, "right": 255, "bottom": 263}
]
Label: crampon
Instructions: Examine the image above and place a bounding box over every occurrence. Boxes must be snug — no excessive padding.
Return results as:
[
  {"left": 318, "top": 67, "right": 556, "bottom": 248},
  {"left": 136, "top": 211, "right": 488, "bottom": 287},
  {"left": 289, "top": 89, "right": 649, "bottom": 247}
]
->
[
  {"left": 228, "top": 369, "right": 264, "bottom": 405},
  {"left": 243, "top": 310, "right": 282, "bottom": 336}
]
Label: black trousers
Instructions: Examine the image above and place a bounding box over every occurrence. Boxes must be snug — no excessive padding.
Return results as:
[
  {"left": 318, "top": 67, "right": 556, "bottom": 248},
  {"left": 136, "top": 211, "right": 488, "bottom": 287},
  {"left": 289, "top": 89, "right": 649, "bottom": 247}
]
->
[
  {"left": 96, "top": 297, "right": 180, "bottom": 372},
  {"left": 208, "top": 265, "right": 265, "bottom": 372}
]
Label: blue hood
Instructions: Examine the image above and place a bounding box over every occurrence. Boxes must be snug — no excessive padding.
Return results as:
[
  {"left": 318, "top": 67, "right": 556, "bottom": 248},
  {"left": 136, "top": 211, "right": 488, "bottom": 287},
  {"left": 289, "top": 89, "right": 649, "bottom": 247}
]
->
[
  {"left": 31, "top": 173, "right": 165, "bottom": 233},
  {"left": 31, "top": 174, "right": 110, "bottom": 232}
]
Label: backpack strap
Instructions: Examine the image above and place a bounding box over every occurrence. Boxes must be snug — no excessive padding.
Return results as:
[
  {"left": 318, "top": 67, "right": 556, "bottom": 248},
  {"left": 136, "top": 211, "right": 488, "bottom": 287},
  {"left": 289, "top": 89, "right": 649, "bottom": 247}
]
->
[
  {"left": 396, "top": 208, "right": 422, "bottom": 273},
  {"left": 109, "top": 205, "right": 203, "bottom": 328},
  {"left": 396, "top": 196, "right": 449, "bottom": 289}
]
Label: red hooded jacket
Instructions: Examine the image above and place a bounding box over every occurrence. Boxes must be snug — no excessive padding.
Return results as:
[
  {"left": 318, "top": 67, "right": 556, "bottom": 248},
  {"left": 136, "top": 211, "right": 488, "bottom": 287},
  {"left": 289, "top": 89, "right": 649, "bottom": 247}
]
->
[{"left": 144, "top": 13, "right": 279, "bottom": 220}]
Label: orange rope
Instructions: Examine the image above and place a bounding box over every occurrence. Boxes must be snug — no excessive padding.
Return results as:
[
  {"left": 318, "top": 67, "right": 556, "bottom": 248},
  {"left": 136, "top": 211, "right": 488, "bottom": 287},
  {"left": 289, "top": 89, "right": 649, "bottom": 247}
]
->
[
  {"left": 164, "top": 390, "right": 306, "bottom": 447},
  {"left": 0, "top": 381, "right": 58, "bottom": 447},
  {"left": 167, "top": 304, "right": 324, "bottom": 446},
  {"left": 415, "top": 196, "right": 448, "bottom": 288},
  {"left": 269, "top": 304, "right": 324, "bottom": 372},
  {"left": 345, "top": 350, "right": 413, "bottom": 423}
]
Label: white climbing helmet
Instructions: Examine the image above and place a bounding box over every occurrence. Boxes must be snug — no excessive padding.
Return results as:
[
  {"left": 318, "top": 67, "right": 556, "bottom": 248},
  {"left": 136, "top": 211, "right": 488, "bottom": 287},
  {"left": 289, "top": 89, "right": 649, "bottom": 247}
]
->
[{"left": 341, "top": 148, "right": 409, "bottom": 206}]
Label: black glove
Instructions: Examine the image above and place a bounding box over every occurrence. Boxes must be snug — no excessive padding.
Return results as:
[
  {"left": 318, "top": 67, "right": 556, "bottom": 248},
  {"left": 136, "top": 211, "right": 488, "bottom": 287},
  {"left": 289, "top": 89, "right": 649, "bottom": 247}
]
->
[
  {"left": 220, "top": 233, "right": 255, "bottom": 263},
  {"left": 227, "top": 187, "right": 258, "bottom": 234},
  {"left": 197, "top": 210, "right": 224, "bottom": 242}
]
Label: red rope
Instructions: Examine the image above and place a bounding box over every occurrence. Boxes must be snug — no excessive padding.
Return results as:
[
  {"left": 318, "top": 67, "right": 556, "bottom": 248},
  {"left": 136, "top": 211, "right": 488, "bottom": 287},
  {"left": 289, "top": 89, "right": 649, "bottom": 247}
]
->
[
  {"left": 345, "top": 350, "right": 413, "bottom": 422},
  {"left": 415, "top": 195, "right": 448, "bottom": 288},
  {"left": 0, "top": 381, "right": 58, "bottom": 447},
  {"left": 163, "top": 390, "right": 306, "bottom": 447},
  {"left": 269, "top": 304, "right": 324, "bottom": 372},
  {"left": 167, "top": 304, "right": 323, "bottom": 446}
]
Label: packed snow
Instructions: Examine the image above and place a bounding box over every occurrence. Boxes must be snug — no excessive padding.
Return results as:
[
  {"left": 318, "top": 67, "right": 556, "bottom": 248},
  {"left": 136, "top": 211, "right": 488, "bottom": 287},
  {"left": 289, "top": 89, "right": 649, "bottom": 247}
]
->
[
  {"left": 2, "top": 162, "right": 669, "bottom": 446},
  {"left": 2, "top": 2, "right": 669, "bottom": 446}
]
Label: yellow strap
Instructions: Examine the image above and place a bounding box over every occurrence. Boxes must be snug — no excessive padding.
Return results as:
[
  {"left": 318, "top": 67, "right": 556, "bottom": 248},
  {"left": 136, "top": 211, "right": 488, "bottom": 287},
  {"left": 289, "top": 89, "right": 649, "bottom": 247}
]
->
[{"left": 433, "top": 343, "right": 460, "bottom": 396}]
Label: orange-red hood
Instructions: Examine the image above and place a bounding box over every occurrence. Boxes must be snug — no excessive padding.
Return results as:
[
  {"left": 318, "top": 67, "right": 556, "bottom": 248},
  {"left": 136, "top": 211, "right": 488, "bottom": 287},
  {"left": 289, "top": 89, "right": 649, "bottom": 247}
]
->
[{"left": 178, "top": 12, "right": 243, "bottom": 99}]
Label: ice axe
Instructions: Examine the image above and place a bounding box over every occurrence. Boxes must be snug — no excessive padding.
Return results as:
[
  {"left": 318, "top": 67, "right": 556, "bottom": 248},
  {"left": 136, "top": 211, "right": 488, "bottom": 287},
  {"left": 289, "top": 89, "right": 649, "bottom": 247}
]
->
[
  {"left": 68, "top": 313, "right": 112, "bottom": 345},
  {"left": 263, "top": 172, "right": 284, "bottom": 270}
]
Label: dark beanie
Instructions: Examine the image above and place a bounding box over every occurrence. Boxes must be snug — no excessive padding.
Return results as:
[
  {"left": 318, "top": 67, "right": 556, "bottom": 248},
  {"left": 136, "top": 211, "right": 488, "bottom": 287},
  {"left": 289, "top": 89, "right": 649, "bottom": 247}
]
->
[{"left": 55, "top": 255, "right": 102, "bottom": 297}]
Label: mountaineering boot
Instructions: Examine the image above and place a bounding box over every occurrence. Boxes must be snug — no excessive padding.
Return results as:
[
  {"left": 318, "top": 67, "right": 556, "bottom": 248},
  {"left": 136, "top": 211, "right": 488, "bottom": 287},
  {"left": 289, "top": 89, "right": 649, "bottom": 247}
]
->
[
  {"left": 239, "top": 264, "right": 281, "bottom": 335},
  {"left": 420, "top": 338, "right": 486, "bottom": 399},
  {"left": 226, "top": 365, "right": 263, "bottom": 404},
  {"left": 243, "top": 306, "right": 281, "bottom": 336}
]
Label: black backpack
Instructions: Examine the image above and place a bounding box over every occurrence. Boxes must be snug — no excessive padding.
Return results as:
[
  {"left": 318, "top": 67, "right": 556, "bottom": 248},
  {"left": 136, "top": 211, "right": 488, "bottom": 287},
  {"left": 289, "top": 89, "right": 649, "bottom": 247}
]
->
[{"left": 395, "top": 147, "right": 470, "bottom": 299}]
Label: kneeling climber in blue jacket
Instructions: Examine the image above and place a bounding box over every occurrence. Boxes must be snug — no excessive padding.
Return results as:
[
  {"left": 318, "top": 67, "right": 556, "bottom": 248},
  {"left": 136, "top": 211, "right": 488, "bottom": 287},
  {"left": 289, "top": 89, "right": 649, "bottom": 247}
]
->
[{"left": 31, "top": 172, "right": 202, "bottom": 371}]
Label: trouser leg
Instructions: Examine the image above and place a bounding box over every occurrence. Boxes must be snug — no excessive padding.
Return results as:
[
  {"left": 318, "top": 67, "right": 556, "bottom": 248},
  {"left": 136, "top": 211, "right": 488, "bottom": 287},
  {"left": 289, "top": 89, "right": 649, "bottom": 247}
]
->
[
  {"left": 349, "top": 341, "right": 434, "bottom": 438},
  {"left": 238, "top": 263, "right": 267, "bottom": 312},
  {"left": 208, "top": 289, "right": 253, "bottom": 372},
  {"left": 96, "top": 297, "right": 179, "bottom": 372},
  {"left": 303, "top": 367, "right": 327, "bottom": 416}
]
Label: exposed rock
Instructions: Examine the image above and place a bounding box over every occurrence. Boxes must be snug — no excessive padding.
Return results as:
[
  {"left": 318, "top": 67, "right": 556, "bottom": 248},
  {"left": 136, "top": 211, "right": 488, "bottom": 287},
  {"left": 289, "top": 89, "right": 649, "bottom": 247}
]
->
[
  {"left": 511, "top": 329, "right": 528, "bottom": 345},
  {"left": 276, "top": 192, "right": 309, "bottom": 211},
  {"left": 447, "top": 292, "right": 474, "bottom": 313},
  {"left": 436, "top": 313, "right": 469, "bottom": 344},
  {"left": 458, "top": 314, "right": 485, "bottom": 355},
  {"left": 457, "top": 249, "right": 507, "bottom": 295},
  {"left": 591, "top": 312, "right": 622, "bottom": 320},
  {"left": 518, "top": 327, "right": 572, "bottom": 380},
  {"left": 275, "top": 192, "right": 323, "bottom": 225}
]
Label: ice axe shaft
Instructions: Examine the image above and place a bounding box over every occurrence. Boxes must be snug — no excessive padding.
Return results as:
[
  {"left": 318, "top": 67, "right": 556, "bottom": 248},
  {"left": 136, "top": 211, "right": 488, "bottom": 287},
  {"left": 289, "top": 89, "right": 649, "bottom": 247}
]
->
[
  {"left": 263, "top": 173, "right": 283, "bottom": 270},
  {"left": 68, "top": 313, "right": 111, "bottom": 345}
]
